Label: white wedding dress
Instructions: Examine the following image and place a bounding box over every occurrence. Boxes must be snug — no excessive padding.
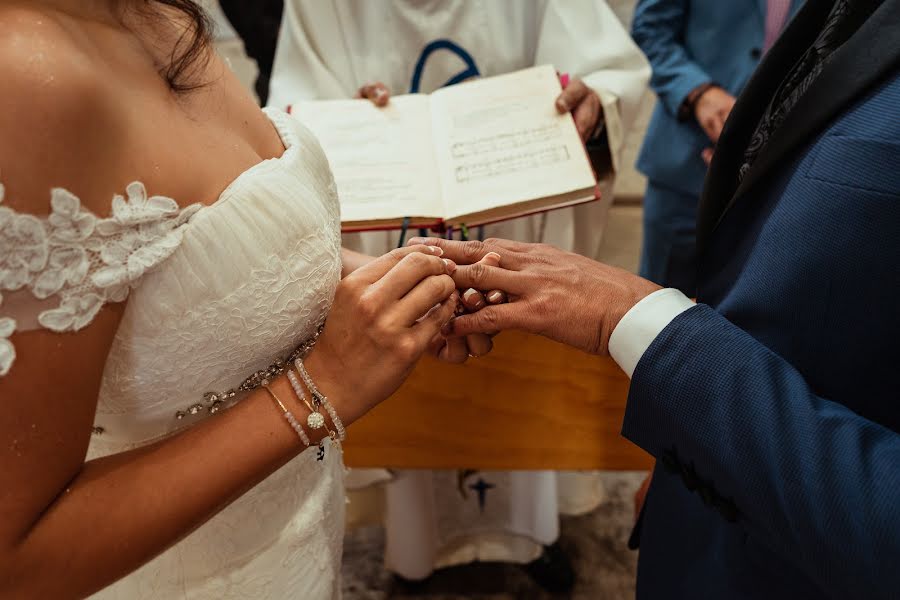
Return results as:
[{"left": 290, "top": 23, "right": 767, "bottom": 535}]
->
[{"left": 0, "top": 109, "right": 346, "bottom": 599}]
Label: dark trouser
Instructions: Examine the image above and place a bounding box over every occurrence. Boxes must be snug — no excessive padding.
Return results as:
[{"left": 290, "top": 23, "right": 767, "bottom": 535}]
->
[{"left": 638, "top": 181, "right": 699, "bottom": 296}]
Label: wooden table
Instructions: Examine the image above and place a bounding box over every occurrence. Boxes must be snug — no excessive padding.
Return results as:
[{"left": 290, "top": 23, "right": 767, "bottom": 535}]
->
[{"left": 343, "top": 331, "right": 653, "bottom": 470}]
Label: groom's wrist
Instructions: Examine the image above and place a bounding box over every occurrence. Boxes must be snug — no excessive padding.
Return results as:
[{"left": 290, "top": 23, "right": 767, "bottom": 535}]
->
[
  {"left": 608, "top": 288, "right": 695, "bottom": 378},
  {"left": 609, "top": 276, "right": 663, "bottom": 335},
  {"left": 596, "top": 273, "right": 661, "bottom": 355}
]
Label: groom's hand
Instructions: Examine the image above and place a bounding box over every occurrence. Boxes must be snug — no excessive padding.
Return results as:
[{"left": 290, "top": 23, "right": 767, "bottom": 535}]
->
[{"left": 408, "top": 238, "right": 660, "bottom": 355}]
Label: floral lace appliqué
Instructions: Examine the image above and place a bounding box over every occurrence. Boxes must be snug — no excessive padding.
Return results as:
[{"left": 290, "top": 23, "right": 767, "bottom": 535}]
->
[{"left": 0, "top": 180, "right": 201, "bottom": 375}]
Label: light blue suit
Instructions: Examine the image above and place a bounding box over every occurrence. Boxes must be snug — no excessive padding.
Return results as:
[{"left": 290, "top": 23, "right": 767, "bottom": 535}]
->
[{"left": 631, "top": 0, "right": 802, "bottom": 293}]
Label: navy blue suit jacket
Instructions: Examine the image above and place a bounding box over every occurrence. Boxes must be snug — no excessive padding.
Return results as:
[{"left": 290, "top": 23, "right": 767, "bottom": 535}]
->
[
  {"left": 623, "top": 1, "right": 900, "bottom": 597},
  {"left": 632, "top": 0, "right": 803, "bottom": 196}
]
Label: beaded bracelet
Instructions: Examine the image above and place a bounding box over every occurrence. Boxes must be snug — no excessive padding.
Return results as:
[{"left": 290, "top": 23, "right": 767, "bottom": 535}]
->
[
  {"left": 286, "top": 369, "right": 326, "bottom": 431},
  {"left": 286, "top": 368, "right": 342, "bottom": 460},
  {"left": 262, "top": 380, "right": 311, "bottom": 448},
  {"left": 295, "top": 358, "right": 346, "bottom": 442},
  {"left": 323, "top": 401, "right": 346, "bottom": 443},
  {"left": 286, "top": 369, "right": 332, "bottom": 460}
]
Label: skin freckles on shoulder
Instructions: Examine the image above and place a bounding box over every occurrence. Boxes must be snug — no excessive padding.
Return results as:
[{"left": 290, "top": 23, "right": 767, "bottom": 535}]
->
[{"left": 0, "top": 4, "right": 129, "bottom": 217}]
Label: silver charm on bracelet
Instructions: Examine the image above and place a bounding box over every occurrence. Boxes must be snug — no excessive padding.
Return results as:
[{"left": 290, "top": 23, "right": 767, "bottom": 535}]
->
[
  {"left": 286, "top": 365, "right": 335, "bottom": 461},
  {"left": 286, "top": 369, "right": 326, "bottom": 430},
  {"left": 295, "top": 358, "right": 346, "bottom": 442}
]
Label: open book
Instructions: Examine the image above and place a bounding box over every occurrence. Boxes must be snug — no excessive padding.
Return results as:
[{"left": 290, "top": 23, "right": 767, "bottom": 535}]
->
[{"left": 290, "top": 65, "right": 598, "bottom": 232}]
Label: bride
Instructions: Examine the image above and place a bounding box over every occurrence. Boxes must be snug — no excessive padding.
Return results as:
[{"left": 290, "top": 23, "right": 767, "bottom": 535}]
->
[{"left": 0, "top": 1, "right": 493, "bottom": 597}]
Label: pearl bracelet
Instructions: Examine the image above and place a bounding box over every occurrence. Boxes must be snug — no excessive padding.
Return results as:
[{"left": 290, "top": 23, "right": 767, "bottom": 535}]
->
[
  {"left": 286, "top": 367, "right": 342, "bottom": 460},
  {"left": 286, "top": 369, "right": 331, "bottom": 461},
  {"left": 295, "top": 358, "right": 346, "bottom": 443},
  {"left": 286, "top": 369, "right": 325, "bottom": 430},
  {"left": 262, "top": 380, "right": 310, "bottom": 448}
]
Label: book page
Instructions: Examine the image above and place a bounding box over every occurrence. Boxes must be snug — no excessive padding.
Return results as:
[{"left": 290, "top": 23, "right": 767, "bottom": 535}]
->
[
  {"left": 430, "top": 65, "right": 596, "bottom": 221},
  {"left": 291, "top": 96, "right": 443, "bottom": 223}
]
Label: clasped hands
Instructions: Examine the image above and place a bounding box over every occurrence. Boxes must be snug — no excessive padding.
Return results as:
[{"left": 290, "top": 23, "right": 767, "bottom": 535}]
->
[
  {"left": 412, "top": 237, "right": 661, "bottom": 358},
  {"left": 302, "top": 237, "right": 659, "bottom": 430}
]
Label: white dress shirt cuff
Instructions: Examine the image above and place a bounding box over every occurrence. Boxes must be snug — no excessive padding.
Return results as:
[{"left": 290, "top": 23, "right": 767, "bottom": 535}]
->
[{"left": 609, "top": 288, "right": 696, "bottom": 378}]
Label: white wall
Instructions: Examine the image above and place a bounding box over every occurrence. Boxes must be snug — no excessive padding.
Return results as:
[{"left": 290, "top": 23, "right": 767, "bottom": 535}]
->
[{"left": 607, "top": 0, "right": 654, "bottom": 199}]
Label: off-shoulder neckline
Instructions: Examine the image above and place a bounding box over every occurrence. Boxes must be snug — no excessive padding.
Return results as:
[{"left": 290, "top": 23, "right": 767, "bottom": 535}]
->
[
  {"left": 0, "top": 108, "right": 306, "bottom": 377},
  {"left": 202, "top": 108, "right": 301, "bottom": 214}
]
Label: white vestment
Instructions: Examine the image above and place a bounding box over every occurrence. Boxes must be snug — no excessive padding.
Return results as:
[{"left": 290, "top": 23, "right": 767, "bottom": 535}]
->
[{"left": 269, "top": 0, "right": 649, "bottom": 578}]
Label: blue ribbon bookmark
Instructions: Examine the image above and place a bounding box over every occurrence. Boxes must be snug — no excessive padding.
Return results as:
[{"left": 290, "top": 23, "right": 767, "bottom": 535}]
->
[{"left": 397, "top": 216, "right": 411, "bottom": 248}]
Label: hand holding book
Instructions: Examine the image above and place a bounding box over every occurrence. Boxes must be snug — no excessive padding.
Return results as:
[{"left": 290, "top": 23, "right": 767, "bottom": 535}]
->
[
  {"left": 556, "top": 73, "right": 605, "bottom": 143},
  {"left": 357, "top": 71, "right": 604, "bottom": 141},
  {"left": 291, "top": 66, "right": 599, "bottom": 232}
]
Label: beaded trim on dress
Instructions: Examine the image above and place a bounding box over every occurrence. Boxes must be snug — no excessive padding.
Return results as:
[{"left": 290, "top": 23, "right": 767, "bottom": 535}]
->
[{"left": 0, "top": 180, "right": 202, "bottom": 376}]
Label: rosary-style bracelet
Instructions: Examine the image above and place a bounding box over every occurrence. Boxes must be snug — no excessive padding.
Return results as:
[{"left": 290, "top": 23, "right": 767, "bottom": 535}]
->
[
  {"left": 286, "top": 366, "right": 344, "bottom": 460},
  {"left": 286, "top": 369, "right": 326, "bottom": 431},
  {"left": 183, "top": 321, "right": 346, "bottom": 462},
  {"left": 295, "top": 358, "right": 346, "bottom": 442},
  {"left": 286, "top": 369, "right": 333, "bottom": 461}
]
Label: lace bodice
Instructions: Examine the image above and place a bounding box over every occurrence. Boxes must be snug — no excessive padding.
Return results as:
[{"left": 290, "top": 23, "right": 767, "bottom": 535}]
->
[
  {"left": 1, "top": 109, "right": 341, "bottom": 431},
  {"left": 1, "top": 108, "right": 346, "bottom": 598},
  {"left": 0, "top": 181, "right": 202, "bottom": 376}
]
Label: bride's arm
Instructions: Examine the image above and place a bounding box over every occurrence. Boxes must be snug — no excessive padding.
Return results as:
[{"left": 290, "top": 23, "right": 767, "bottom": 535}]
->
[
  {"left": 3, "top": 264, "right": 456, "bottom": 599},
  {"left": 2, "top": 320, "right": 330, "bottom": 596},
  {"left": 0, "top": 28, "right": 458, "bottom": 598},
  {"left": 1, "top": 251, "right": 456, "bottom": 599}
]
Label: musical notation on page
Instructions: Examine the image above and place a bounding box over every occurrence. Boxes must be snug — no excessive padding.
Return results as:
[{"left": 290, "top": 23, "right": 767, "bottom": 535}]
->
[
  {"left": 292, "top": 65, "right": 596, "bottom": 230},
  {"left": 455, "top": 145, "right": 571, "bottom": 183}
]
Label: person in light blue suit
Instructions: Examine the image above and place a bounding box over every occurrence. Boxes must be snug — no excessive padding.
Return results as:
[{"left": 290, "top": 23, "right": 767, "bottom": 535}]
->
[{"left": 632, "top": 0, "right": 802, "bottom": 294}]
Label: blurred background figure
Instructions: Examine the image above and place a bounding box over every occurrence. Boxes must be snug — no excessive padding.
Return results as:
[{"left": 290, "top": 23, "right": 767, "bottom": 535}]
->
[
  {"left": 631, "top": 0, "right": 802, "bottom": 295},
  {"left": 267, "top": 0, "right": 649, "bottom": 592},
  {"left": 218, "top": 0, "right": 284, "bottom": 104},
  {"left": 203, "top": 0, "right": 261, "bottom": 101}
]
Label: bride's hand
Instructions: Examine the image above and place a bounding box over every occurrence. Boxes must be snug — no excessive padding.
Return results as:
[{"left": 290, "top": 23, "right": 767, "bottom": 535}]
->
[
  {"left": 303, "top": 246, "right": 458, "bottom": 425},
  {"left": 339, "top": 247, "right": 498, "bottom": 364}
]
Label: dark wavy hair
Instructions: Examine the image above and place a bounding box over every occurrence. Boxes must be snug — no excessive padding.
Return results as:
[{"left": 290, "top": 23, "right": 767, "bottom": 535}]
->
[{"left": 146, "top": 0, "right": 212, "bottom": 92}]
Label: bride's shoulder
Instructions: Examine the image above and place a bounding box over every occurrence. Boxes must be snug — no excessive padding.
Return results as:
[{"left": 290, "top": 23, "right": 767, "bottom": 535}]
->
[
  {"left": 0, "top": 4, "right": 123, "bottom": 217},
  {"left": 0, "top": 4, "right": 105, "bottom": 98}
]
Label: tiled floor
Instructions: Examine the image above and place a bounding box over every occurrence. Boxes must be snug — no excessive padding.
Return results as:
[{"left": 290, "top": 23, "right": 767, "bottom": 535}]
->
[{"left": 341, "top": 472, "right": 647, "bottom": 600}]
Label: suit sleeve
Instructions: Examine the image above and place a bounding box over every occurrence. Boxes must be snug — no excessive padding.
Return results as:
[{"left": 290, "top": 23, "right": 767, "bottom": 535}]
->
[
  {"left": 534, "top": 0, "right": 651, "bottom": 173},
  {"left": 631, "top": 0, "right": 713, "bottom": 118},
  {"left": 622, "top": 304, "right": 900, "bottom": 599}
]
